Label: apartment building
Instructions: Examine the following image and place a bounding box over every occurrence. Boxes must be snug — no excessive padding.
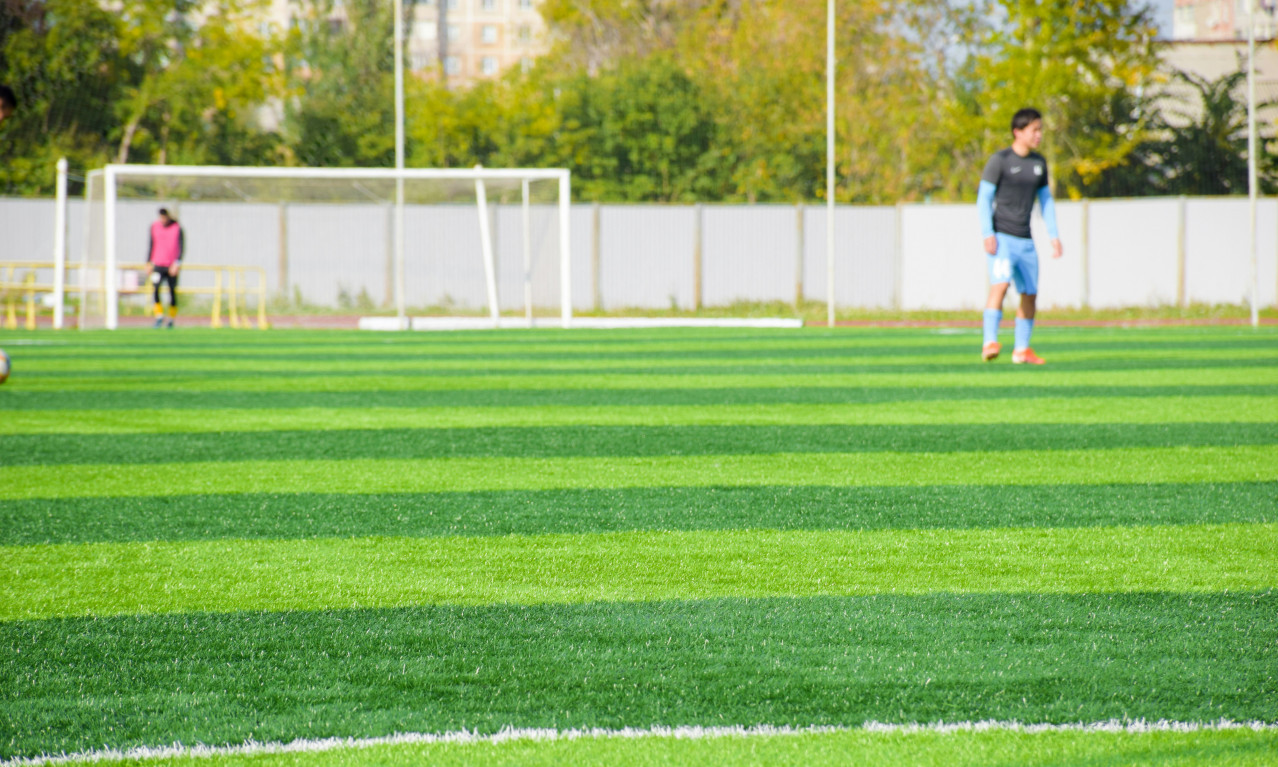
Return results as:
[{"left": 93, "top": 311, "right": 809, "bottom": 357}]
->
[
  {"left": 1172, "top": 0, "right": 1277, "bottom": 41},
  {"left": 410, "top": 0, "right": 547, "bottom": 84},
  {"left": 260, "top": 0, "right": 547, "bottom": 86}
]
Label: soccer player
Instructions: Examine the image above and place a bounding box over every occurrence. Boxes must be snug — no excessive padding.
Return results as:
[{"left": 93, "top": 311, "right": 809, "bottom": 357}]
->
[
  {"left": 977, "top": 107, "right": 1063, "bottom": 364},
  {"left": 0, "top": 85, "right": 17, "bottom": 122},
  {"left": 147, "top": 208, "right": 184, "bottom": 328}
]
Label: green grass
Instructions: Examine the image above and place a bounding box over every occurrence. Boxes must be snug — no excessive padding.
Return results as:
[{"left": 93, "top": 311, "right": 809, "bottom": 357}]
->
[
  {"left": 4, "top": 594, "right": 1275, "bottom": 756},
  {"left": 123, "top": 728, "right": 1278, "bottom": 767},
  {"left": 1, "top": 325, "right": 1276, "bottom": 764},
  {"left": 5, "top": 395, "right": 1277, "bottom": 435},
  {"left": 4, "top": 446, "right": 1275, "bottom": 500},
  {"left": 5, "top": 423, "right": 1277, "bottom": 466},
  {"left": 4, "top": 525, "right": 1275, "bottom": 620},
  {"left": 4, "top": 483, "right": 1272, "bottom": 545}
]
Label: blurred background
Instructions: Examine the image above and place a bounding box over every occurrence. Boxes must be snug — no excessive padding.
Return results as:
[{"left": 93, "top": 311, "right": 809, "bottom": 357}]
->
[{"left": 2, "top": 0, "right": 1276, "bottom": 319}]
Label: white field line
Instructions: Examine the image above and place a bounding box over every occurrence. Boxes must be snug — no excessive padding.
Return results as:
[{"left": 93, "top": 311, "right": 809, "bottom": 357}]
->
[{"left": 6, "top": 720, "right": 1277, "bottom": 766}]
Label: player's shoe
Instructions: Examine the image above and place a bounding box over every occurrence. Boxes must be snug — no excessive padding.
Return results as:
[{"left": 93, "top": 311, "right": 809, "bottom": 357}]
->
[
  {"left": 981, "top": 342, "right": 1001, "bottom": 361},
  {"left": 153, "top": 317, "right": 164, "bottom": 328},
  {"left": 165, "top": 320, "right": 175, "bottom": 329},
  {"left": 1012, "top": 347, "right": 1045, "bottom": 365}
]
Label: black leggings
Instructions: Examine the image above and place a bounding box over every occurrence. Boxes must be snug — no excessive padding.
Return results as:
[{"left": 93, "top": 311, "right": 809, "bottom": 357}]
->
[{"left": 152, "top": 268, "right": 178, "bottom": 307}]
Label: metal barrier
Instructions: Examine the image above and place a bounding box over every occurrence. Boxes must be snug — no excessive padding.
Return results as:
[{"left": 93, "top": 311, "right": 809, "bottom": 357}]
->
[
  {"left": 0, "top": 262, "right": 270, "bottom": 329},
  {"left": 115, "top": 264, "right": 270, "bottom": 329},
  {"left": 0, "top": 266, "right": 39, "bottom": 330}
]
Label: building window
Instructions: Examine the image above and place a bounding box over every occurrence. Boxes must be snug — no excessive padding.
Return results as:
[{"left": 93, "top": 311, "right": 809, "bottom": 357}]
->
[
  {"left": 517, "top": 24, "right": 531, "bottom": 43},
  {"left": 415, "top": 22, "right": 437, "bottom": 40},
  {"left": 445, "top": 56, "right": 462, "bottom": 75},
  {"left": 520, "top": 56, "right": 533, "bottom": 72},
  {"left": 481, "top": 24, "right": 498, "bottom": 44},
  {"left": 482, "top": 0, "right": 498, "bottom": 9},
  {"left": 481, "top": 56, "right": 499, "bottom": 75},
  {"left": 519, "top": 0, "right": 532, "bottom": 8},
  {"left": 447, "top": 24, "right": 460, "bottom": 41}
]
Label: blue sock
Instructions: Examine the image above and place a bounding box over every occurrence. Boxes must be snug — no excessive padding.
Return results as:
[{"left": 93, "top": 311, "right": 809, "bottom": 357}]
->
[
  {"left": 983, "top": 309, "right": 1002, "bottom": 345},
  {"left": 1014, "top": 317, "right": 1034, "bottom": 351}
]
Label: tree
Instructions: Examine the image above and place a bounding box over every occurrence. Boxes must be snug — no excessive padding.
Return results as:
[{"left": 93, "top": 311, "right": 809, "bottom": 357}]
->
[
  {"left": 959, "top": 0, "right": 1162, "bottom": 199},
  {"left": 285, "top": 0, "right": 397, "bottom": 167},
  {"left": 0, "top": 0, "right": 124, "bottom": 193},
  {"left": 112, "top": 0, "right": 287, "bottom": 166}
]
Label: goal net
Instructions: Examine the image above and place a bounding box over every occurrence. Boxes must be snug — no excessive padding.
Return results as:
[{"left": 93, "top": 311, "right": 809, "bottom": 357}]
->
[{"left": 78, "top": 165, "right": 572, "bottom": 329}]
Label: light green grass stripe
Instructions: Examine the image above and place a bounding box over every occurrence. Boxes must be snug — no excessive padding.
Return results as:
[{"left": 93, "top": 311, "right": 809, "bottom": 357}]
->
[
  {"left": 12, "top": 366, "right": 1274, "bottom": 392},
  {"left": 88, "top": 728, "right": 1278, "bottom": 767},
  {"left": 19, "top": 345, "right": 1277, "bottom": 373},
  {"left": 3, "top": 446, "right": 1273, "bottom": 500},
  {"left": 2, "top": 524, "right": 1273, "bottom": 620},
  {"left": 5, "top": 396, "right": 1276, "bottom": 434}
]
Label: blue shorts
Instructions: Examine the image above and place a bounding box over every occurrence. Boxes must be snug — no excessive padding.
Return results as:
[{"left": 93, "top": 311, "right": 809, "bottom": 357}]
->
[{"left": 987, "top": 233, "right": 1039, "bottom": 295}]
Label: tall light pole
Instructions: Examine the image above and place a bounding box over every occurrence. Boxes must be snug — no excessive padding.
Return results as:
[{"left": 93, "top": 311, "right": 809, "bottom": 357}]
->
[
  {"left": 1247, "top": 0, "right": 1259, "bottom": 328},
  {"left": 826, "top": 0, "right": 836, "bottom": 328},
  {"left": 394, "top": 0, "right": 407, "bottom": 328}
]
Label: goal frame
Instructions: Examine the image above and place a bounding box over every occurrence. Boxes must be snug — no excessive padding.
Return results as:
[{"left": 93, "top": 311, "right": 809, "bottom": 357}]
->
[{"left": 87, "top": 164, "right": 572, "bottom": 329}]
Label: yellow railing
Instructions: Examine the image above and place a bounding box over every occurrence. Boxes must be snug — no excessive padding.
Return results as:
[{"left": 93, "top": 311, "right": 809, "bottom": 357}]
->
[
  {"left": 0, "top": 262, "right": 270, "bottom": 329},
  {"left": 0, "top": 266, "right": 39, "bottom": 330},
  {"left": 116, "top": 264, "right": 270, "bottom": 329}
]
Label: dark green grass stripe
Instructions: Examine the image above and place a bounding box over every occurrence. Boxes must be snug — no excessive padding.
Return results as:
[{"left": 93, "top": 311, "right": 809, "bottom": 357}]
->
[
  {"left": 2, "top": 593, "right": 1273, "bottom": 758},
  {"left": 7, "top": 423, "right": 1275, "bottom": 467},
  {"left": 3, "top": 384, "right": 1273, "bottom": 411},
  {"left": 4, "top": 483, "right": 1272, "bottom": 546}
]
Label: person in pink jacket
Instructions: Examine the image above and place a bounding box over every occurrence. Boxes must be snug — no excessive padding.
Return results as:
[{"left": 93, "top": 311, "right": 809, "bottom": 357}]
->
[{"left": 147, "top": 208, "right": 184, "bottom": 328}]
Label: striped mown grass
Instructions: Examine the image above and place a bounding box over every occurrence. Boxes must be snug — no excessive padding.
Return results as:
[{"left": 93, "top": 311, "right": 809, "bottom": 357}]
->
[{"left": 0, "top": 325, "right": 1275, "bottom": 764}]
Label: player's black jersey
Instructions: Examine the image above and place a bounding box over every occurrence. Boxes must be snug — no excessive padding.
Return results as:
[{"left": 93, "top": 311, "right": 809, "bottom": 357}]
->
[{"left": 981, "top": 148, "right": 1048, "bottom": 239}]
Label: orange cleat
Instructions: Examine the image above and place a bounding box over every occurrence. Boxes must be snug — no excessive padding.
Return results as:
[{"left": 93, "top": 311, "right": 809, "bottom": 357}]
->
[
  {"left": 982, "top": 342, "right": 1001, "bottom": 361},
  {"left": 1012, "top": 347, "right": 1046, "bottom": 365}
]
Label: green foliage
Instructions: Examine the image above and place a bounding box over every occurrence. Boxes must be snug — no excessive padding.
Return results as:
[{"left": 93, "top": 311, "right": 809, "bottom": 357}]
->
[
  {"left": 956, "top": 0, "right": 1162, "bottom": 199},
  {"left": 0, "top": 0, "right": 1271, "bottom": 201},
  {"left": 285, "top": 0, "right": 396, "bottom": 167},
  {"left": 0, "top": 0, "right": 123, "bottom": 193}
]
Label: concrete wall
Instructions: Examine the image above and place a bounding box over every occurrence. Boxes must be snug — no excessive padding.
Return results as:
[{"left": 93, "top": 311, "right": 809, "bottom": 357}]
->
[{"left": 3, "top": 196, "right": 1276, "bottom": 314}]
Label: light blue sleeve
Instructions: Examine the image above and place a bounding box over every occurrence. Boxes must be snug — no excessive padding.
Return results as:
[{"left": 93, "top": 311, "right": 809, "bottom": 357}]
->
[
  {"left": 977, "top": 180, "right": 996, "bottom": 238},
  {"left": 1037, "top": 185, "right": 1059, "bottom": 239}
]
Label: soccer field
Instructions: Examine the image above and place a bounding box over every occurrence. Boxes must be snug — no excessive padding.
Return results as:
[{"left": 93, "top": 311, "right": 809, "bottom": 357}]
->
[{"left": 1, "top": 325, "right": 1276, "bottom": 766}]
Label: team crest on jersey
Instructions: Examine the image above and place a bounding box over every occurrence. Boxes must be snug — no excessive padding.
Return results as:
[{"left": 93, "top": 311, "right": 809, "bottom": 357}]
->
[{"left": 1034, "top": 164, "right": 1043, "bottom": 176}]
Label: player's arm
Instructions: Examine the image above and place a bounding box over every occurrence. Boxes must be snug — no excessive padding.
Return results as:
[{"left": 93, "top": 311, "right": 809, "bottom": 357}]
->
[
  {"left": 146, "top": 232, "right": 153, "bottom": 265},
  {"left": 171, "top": 228, "right": 184, "bottom": 276},
  {"left": 977, "top": 180, "right": 997, "bottom": 255},
  {"left": 1036, "top": 186, "right": 1063, "bottom": 259}
]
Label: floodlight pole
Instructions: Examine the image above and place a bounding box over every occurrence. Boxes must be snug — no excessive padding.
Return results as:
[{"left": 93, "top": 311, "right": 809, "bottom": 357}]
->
[
  {"left": 104, "top": 165, "right": 118, "bottom": 330},
  {"left": 53, "top": 158, "right": 68, "bottom": 330},
  {"left": 1247, "top": 0, "right": 1260, "bottom": 328},
  {"left": 826, "top": 0, "right": 836, "bottom": 328},
  {"left": 394, "top": 0, "right": 407, "bottom": 329}
]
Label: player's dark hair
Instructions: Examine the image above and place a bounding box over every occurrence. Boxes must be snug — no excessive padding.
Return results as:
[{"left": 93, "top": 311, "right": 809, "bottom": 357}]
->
[
  {"left": 0, "top": 85, "right": 16, "bottom": 110},
  {"left": 158, "top": 208, "right": 169, "bottom": 216},
  {"left": 1011, "top": 108, "right": 1042, "bottom": 134}
]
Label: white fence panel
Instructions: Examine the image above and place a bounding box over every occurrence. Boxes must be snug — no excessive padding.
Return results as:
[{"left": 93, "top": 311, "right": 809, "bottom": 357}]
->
[{"left": 704, "top": 205, "right": 796, "bottom": 305}]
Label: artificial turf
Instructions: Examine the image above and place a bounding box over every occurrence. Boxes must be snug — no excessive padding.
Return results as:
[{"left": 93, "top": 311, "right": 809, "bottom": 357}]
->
[
  {"left": 0, "top": 325, "right": 1275, "bottom": 764},
  {"left": 2, "top": 482, "right": 1272, "bottom": 545},
  {"left": 4, "top": 525, "right": 1276, "bottom": 620},
  {"left": 5, "top": 395, "right": 1276, "bottom": 434},
  {"left": 4, "top": 445, "right": 1274, "bottom": 500},
  {"left": 4, "top": 594, "right": 1276, "bottom": 756},
  {"left": 101, "top": 729, "right": 1278, "bottom": 767}
]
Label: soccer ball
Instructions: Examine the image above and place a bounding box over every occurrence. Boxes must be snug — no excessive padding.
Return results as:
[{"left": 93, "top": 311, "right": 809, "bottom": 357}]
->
[{"left": 0, "top": 349, "right": 8, "bottom": 384}]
